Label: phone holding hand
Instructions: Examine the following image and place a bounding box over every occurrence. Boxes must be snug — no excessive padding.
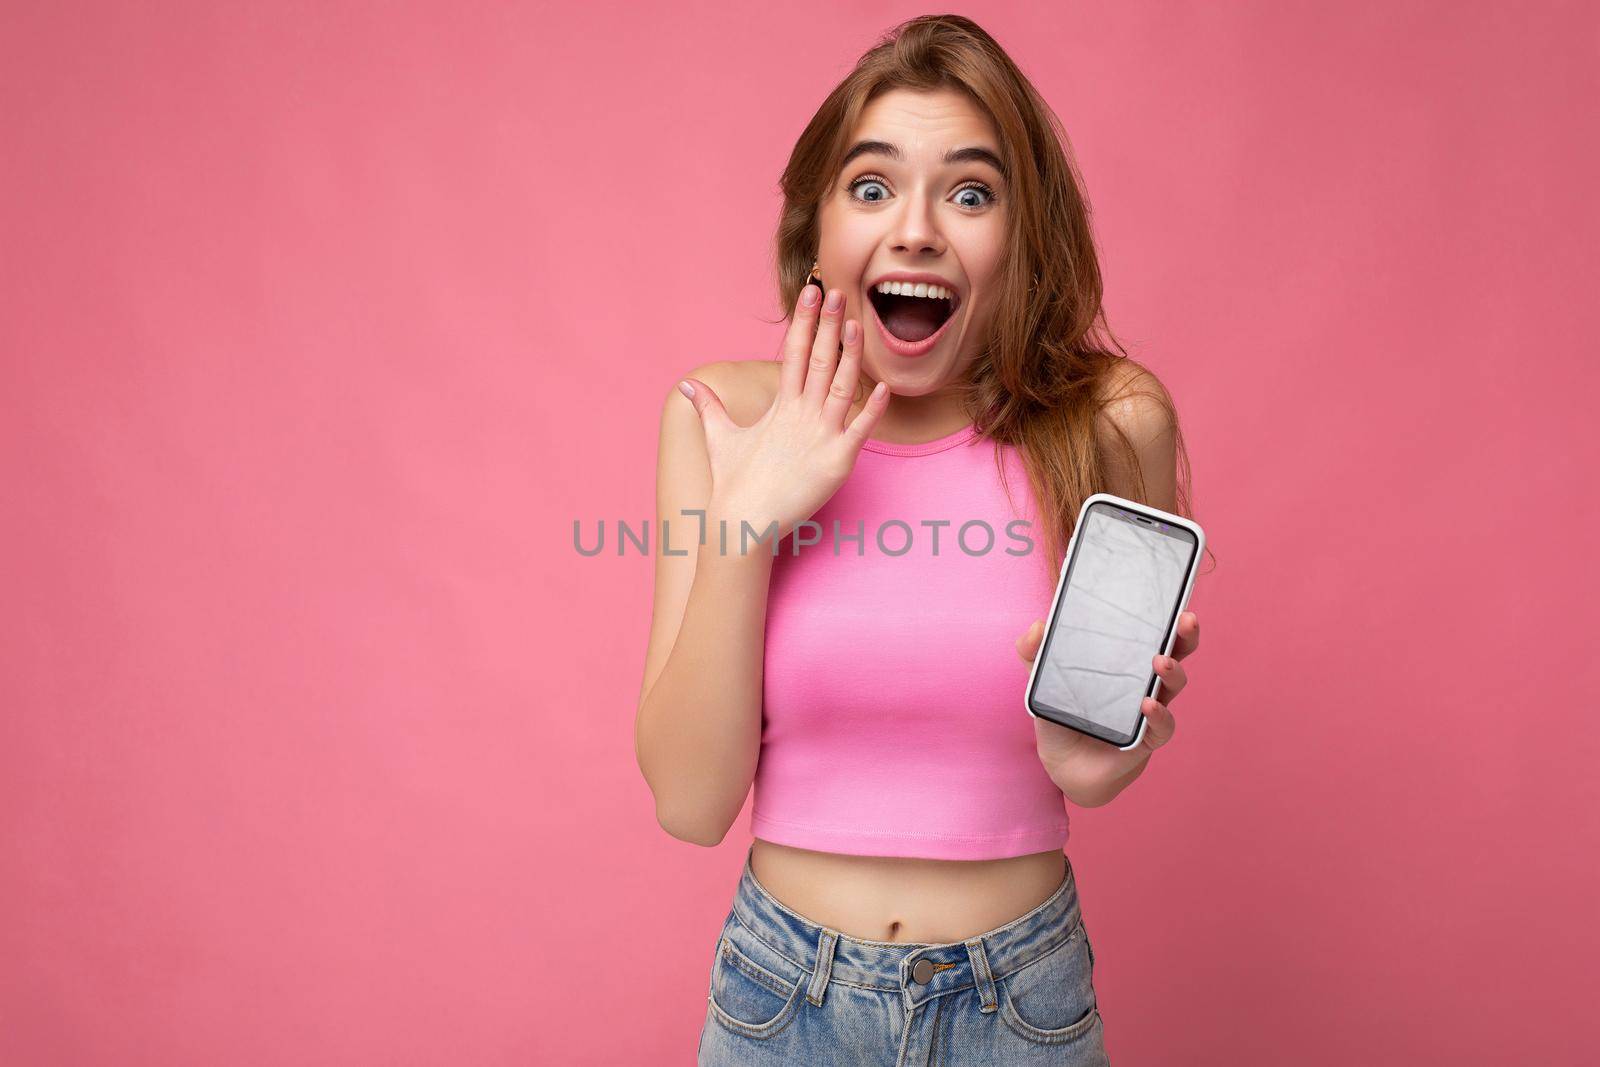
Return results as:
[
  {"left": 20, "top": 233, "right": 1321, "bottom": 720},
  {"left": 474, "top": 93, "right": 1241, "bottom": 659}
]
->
[{"left": 1024, "top": 493, "right": 1205, "bottom": 750}]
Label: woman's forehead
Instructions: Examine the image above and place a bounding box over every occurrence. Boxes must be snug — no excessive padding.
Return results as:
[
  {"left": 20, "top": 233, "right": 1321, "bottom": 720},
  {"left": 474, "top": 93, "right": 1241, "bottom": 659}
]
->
[
  {"left": 848, "top": 89, "right": 1000, "bottom": 159},
  {"left": 857, "top": 87, "right": 991, "bottom": 132}
]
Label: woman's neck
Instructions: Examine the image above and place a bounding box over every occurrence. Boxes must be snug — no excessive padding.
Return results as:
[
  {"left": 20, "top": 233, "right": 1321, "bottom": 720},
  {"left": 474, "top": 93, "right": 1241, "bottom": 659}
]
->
[{"left": 866, "top": 392, "right": 973, "bottom": 445}]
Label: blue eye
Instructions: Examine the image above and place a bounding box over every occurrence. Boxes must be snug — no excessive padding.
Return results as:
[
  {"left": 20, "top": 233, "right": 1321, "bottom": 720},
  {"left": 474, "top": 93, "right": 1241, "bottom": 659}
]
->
[
  {"left": 850, "top": 177, "right": 890, "bottom": 202},
  {"left": 953, "top": 183, "right": 997, "bottom": 208}
]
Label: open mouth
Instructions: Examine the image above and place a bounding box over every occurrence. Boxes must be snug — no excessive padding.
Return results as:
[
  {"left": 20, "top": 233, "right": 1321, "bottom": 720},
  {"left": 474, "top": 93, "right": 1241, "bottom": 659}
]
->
[{"left": 867, "top": 284, "right": 959, "bottom": 344}]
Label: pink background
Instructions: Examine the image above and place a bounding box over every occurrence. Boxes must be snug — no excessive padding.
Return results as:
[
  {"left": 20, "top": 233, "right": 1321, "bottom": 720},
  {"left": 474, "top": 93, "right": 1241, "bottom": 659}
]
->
[{"left": 3, "top": 2, "right": 1596, "bottom": 1064}]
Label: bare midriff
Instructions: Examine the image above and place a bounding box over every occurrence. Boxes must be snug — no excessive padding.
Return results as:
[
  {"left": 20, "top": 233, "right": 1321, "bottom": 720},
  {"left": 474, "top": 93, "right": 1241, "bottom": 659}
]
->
[{"left": 749, "top": 838, "right": 1068, "bottom": 944}]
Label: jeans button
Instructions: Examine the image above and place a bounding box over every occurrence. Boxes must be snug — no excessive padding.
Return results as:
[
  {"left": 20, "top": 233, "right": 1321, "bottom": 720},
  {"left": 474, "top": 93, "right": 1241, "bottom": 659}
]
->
[{"left": 911, "top": 958, "right": 935, "bottom": 984}]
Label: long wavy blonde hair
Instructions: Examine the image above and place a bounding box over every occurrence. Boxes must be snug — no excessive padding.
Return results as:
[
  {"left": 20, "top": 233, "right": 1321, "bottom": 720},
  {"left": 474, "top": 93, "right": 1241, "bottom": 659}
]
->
[{"left": 770, "top": 14, "right": 1213, "bottom": 581}]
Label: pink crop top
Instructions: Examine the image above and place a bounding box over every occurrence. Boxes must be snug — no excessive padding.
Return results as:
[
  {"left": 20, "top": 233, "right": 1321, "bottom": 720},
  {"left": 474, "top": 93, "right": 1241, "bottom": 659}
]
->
[{"left": 752, "top": 419, "right": 1070, "bottom": 861}]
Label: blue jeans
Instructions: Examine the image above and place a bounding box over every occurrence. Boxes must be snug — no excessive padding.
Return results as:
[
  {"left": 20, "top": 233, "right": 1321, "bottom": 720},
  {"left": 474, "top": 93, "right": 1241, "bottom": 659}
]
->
[{"left": 698, "top": 845, "right": 1110, "bottom": 1065}]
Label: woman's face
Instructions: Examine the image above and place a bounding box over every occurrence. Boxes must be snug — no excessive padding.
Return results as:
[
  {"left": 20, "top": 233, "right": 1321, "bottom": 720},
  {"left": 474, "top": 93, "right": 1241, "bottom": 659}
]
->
[{"left": 815, "top": 87, "right": 1009, "bottom": 399}]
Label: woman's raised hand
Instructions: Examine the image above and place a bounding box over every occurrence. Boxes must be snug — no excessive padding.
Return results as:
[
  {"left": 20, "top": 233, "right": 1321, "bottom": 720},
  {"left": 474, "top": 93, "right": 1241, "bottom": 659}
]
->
[{"left": 676, "top": 286, "right": 889, "bottom": 546}]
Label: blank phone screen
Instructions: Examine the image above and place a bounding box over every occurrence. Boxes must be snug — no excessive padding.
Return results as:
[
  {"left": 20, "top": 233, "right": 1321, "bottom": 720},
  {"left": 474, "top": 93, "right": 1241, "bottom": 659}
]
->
[{"left": 1032, "top": 504, "right": 1197, "bottom": 738}]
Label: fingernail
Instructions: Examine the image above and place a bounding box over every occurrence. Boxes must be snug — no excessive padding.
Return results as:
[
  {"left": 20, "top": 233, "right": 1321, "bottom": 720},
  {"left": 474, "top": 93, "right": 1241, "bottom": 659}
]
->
[
  {"left": 1161, "top": 656, "right": 1175, "bottom": 670},
  {"left": 844, "top": 320, "right": 858, "bottom": 343},
  {"left": 824, "top": 289, "right": 843, "bottom": 313},
  {"left": 801, "top": 286, "right": 820, "bottom": 308},
  {"left": 677, "top": 380, "right": 694, "bottom": 399}
]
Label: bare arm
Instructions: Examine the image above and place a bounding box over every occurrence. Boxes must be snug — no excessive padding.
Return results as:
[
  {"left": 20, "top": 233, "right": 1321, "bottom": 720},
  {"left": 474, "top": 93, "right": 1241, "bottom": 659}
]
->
[
  {"left": 1016, "top": 361, "right": 1197, "bottom": 808},
  {"left": 634, "top": 363, "right": 773, "bottom": 845},
  {"left": 633, "top": 286, "right": 889, "bottom": 846},
  {"left": 1083, "top": 362, "right": 1184, "bottom": 802}
]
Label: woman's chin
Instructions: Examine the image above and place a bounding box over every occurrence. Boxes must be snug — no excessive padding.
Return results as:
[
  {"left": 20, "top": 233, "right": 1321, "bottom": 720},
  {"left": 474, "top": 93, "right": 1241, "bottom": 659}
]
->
[{"left": 863, "top": 337, "right": 957, "bottom": 385}]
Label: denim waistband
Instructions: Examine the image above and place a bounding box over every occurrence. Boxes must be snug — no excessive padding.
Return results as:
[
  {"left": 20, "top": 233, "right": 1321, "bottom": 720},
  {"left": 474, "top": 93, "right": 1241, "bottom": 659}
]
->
[{"left": 729, "top": 844, "right": 1083, "bottom": 1013}]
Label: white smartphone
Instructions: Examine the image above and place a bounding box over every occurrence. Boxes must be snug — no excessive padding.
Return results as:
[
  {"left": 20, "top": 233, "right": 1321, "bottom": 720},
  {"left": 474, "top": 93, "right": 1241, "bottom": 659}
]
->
[{"left": 1024, "top": 492, "right": 1206, "bottom": 750}]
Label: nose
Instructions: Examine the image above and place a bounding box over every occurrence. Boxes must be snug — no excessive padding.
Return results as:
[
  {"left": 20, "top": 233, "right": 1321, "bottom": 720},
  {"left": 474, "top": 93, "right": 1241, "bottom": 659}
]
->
[{"left": 886, "top": 186, "right": 947, "bottom": 257}]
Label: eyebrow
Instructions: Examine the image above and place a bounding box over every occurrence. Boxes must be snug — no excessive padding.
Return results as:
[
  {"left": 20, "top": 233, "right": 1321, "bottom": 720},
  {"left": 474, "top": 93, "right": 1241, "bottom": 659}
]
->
[{"left": 840, "top": 139, "right": 1008, "bottom": 180}]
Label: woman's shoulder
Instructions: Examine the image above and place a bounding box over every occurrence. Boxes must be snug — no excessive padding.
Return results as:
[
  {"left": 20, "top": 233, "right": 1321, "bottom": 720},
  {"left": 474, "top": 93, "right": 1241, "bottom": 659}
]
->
[
  {"left": 676, "top": 357, "right": 780, "bottom": 426},
  {"left": 1093, "top": 358, "right": 1175, "bottom": 443}
]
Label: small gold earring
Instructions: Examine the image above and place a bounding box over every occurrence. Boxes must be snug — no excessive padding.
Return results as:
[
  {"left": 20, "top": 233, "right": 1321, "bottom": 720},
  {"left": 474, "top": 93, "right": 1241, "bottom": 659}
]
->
[{"left": 805, "top": 260, "right": 823, "bottom": 288}]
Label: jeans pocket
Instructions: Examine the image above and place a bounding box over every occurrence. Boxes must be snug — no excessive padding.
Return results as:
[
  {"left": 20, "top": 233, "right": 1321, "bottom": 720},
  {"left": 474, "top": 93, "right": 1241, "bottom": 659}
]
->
[
  {"left": 705, "top": 919, "right": 806, "bottom": 1039},
  {"left": 997, "top": 917, "right": 1100, "bottom": 1046}
]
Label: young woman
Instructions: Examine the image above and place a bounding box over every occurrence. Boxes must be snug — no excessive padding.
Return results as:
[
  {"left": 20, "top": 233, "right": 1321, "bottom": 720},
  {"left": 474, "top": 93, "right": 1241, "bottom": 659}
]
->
[{"left": 636, "top": 15, "right": 1207, "bottom": 1065}]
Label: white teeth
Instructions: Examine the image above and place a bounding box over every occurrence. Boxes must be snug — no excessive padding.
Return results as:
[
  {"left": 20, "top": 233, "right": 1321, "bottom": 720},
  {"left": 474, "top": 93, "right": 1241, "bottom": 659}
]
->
[{"left": 874, "top": 280, "right": 955, "bottom": 302}]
